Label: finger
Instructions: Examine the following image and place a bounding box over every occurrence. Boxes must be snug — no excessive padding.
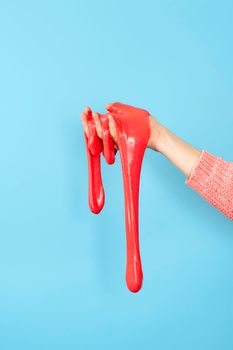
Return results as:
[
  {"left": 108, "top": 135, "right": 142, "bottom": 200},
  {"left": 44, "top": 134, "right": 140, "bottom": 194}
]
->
[
  {"left": 108, "top": 114, "right": 118, "bottom": 144},
  {"left": 80, "top": 112, "right": 89, "bottom": 137},
  {"left": 88, "top": 118, "right": 103, "bottom": 156},
  {"left": 105, "top": 102, "right": 122, "bottom": 113},
  {"left": 85, "top": 106, "right": 92, "bottom": 118},
  {"left": 92, "top": 112, "right": 103, "bottom": 138},
  {"left": 105, "top": 102, "right": 114, "bottom": 110}
]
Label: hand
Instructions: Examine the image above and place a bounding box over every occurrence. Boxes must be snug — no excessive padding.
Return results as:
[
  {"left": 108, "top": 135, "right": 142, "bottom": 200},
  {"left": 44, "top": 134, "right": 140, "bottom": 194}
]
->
[
  {"left": 80, "top": 102, "right": 163, "bottom": 152},
  {"left": 80, "top": 106, "right": 118, "bottom": 150}
]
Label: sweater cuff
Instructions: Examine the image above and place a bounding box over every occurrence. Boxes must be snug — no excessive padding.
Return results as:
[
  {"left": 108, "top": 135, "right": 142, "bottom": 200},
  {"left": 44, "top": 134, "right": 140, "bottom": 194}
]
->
[{"left": 185, "top": 150, "right": 219, "bottom": 193}]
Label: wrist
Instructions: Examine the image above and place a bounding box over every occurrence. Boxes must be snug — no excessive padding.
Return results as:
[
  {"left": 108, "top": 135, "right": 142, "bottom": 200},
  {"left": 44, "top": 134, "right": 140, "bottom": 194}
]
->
[
  {"left": 151, "top": 121, "right": 202, "bottom": 176},
  {"left": 148, "top": 116, "right": 168, "bottom": 152}
]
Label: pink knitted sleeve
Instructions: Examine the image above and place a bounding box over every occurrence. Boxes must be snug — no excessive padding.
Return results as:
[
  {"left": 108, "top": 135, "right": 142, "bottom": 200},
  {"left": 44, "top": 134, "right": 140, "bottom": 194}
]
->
[{"left": 185, "top": 150, "right": 233, "bottom": 220}]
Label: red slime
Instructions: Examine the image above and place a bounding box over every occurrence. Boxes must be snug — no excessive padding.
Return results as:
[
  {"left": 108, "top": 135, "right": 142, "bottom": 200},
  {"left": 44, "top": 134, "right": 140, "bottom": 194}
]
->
[{"left": 83, "top": 102, "right": 150, "bottom": 292}]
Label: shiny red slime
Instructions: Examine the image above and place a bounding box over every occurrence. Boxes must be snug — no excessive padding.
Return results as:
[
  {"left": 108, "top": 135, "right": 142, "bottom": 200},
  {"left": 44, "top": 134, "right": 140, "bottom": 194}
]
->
[{"left": 83, "top": 102, "right": 150, "bottom": 292}]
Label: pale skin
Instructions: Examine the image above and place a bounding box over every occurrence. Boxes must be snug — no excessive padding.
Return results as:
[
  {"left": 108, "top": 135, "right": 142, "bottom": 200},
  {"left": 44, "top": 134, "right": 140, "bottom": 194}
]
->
[{"left": 80, "top": 103, "right": 202, "bottom": 178}]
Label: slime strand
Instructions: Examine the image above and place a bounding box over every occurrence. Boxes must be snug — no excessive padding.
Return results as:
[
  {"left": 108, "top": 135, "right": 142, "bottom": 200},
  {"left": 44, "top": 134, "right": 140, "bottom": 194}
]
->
[{"left": 84, "top": 103, "right": 150, "bottom": 292}]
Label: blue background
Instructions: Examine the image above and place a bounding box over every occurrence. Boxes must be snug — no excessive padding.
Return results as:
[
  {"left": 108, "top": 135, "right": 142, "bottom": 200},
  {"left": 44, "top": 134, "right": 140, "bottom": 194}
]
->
[{"left": 0, "top": 0, "right": 233, "bottom": 349}]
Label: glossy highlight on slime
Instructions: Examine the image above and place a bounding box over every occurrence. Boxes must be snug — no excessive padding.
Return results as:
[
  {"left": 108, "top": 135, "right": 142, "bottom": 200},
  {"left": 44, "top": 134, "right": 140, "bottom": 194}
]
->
[{"left": 83, "top": 103, "right": 150, "bottom": 292}]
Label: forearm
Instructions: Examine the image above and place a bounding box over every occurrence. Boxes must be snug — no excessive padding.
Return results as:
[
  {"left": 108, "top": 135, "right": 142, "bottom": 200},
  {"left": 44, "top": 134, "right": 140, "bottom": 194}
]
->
[
  {"left": 150, "top": 121, "right": 201, "bottom": 177},
  {"left": 150, "top": 118, "right": 233, "bottom": 220}
]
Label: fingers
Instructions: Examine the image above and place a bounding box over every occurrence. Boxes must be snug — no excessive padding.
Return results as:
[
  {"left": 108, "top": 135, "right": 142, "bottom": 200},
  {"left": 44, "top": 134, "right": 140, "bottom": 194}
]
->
[
  {"left": 85, "top": 105, "right": 92, "bottom": 117},
  {"left": 105, "top": 102, "right": 123, "bottom": 114},
  {"left": 92, "top": 112, "right": 103, "bottom": 138},
  {"left": 108, "top": 114, "right": 118, "bottom": 144},
  {"left": 105, "top": 102, "right": 114, "bottom": 111},
  {"left": 80, "top": 112, "right": 89, "bottom": 137},
  {"left": 80, "top": 107, "right": 118, "bottom": 148},
  {"left": 80, "top": 107, "right": 103, "bottom": 140},
  {"left": 80, "top": 106, "right": 93, "bottom": 137}
]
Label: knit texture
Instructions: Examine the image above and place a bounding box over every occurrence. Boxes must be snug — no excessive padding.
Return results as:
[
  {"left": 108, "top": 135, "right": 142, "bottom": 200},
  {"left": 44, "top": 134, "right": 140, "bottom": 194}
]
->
[{"left": 185, "top": 150, "right": 233, "bottom": 220}]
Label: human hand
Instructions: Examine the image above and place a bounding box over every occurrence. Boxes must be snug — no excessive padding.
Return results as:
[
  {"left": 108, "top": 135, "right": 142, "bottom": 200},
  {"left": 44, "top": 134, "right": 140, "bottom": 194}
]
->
[{"left": 80, "top": 102, "right": 163, "bottom": 152}]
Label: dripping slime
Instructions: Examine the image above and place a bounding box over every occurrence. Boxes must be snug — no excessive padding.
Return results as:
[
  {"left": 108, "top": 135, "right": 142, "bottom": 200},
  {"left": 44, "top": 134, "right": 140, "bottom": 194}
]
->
[{"left": 83, "top": 103, "right": 150, "bottom": 292}]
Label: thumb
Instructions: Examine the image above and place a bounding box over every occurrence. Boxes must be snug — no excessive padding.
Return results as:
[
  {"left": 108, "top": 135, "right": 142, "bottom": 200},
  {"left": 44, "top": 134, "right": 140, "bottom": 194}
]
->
[{"left": 105, "top": 102, "right": 123, "bottom": 114}]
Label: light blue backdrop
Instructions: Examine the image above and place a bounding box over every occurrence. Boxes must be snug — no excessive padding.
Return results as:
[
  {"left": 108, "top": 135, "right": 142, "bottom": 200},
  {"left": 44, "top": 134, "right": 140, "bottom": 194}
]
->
[{"left": 0, "top": 1, "right": 233, "bottom": 349}]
